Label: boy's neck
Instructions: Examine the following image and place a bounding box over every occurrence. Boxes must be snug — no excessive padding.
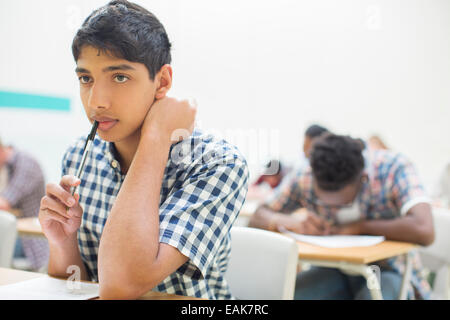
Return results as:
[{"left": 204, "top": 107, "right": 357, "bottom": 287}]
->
[{"left": 113, "top": 130, "right": 141, "bottom": 175}]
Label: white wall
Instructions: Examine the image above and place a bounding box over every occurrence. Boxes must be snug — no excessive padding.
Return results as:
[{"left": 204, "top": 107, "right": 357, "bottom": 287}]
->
[{"left": 0, "top": 0, "right": 449, "bottom": 191}]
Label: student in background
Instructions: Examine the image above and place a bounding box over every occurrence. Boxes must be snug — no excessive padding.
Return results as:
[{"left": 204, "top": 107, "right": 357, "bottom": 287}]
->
[
  {"left": 303, "top": 124, "right": 329, "bottom": 159},
  {"left": 0, "top": 138, "right": 49, "bottom": 271},
  {"left": 367, "top": 134, "right": 389, "bottom": 151},
  {"left": 247, "top": 125, "right": 329, "bottom": 202},
  {"left": 247, "top": 159, "right": 292, "bottom": 201},
  {"left": 249, "top": 133, "right": 434, "bottom": 299}
]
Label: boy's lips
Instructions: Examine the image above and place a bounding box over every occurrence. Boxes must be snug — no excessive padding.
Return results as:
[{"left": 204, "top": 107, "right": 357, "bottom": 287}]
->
[{"left": 93, "top": 117, "right": 118, "bottom": 132}]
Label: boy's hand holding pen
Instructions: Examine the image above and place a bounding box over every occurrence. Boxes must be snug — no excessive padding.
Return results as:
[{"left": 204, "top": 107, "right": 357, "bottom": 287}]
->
[{"left": 38, "top": 121, "right": 98, "bottom": 246}]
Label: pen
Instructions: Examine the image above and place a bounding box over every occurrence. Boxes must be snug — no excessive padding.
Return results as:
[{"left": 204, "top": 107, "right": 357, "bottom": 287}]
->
[{"left": 71, "top": 121, "right": 99, "bottom": 196}]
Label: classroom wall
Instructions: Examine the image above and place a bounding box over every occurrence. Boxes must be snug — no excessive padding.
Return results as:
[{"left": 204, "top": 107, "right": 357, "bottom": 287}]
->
[{"left": 0, "top": 0, "right": 449, "bottom": 191}]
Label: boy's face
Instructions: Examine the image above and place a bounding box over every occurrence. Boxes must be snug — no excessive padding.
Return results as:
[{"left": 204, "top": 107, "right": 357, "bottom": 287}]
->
[
  {"left": 303, "top": 136, "right": 312, "bottom": 158},
  {"left": 75, "top": 46, "right": 157, "bottom": 142},
  {"left": 0, "top": 147, "right": 6, "bottom": 168}
]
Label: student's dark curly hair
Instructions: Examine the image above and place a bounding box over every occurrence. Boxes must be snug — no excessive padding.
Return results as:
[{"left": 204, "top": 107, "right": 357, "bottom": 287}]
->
[
  {"left": 72, "top": 0, "right": 172, "bottom": 80},
  {"left": 310, "top": 133, "right": 365, "bottom": 191}
]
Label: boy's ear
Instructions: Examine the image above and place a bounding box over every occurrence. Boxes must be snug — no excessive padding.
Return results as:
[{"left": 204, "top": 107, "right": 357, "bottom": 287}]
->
[{"left": 155, "top": 64, "right": 173, "bottom": 100}]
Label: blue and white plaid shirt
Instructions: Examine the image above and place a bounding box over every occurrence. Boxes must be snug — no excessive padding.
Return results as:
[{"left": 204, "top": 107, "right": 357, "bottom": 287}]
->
[{"left": 61, "top": 128, "right": 249, "bottom": 299}]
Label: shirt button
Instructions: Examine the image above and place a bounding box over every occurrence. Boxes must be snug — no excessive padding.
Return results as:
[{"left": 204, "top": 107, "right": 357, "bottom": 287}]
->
[{"left": 111, "top": 160, "right": 118, "bottom": 169}]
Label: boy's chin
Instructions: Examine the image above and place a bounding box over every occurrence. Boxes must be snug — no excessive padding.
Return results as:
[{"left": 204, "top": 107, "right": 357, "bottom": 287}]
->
[
  {"left": 96, "top": 131, "right": 118, "bottom": 143},
  {"left": 96, "top": 128, "right": 140, "bottom": 144}
]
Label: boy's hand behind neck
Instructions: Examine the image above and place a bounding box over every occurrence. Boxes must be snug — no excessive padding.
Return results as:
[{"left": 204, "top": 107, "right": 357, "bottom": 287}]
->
[{"left": 140, "top": 97, "right": 197, "bottom": 146}]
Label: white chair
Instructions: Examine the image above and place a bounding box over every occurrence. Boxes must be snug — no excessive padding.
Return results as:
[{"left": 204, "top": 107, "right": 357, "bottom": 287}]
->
[
  {"left": 418, "top": 207, "right": 450, "bottom": 299},
  {"left": 225, "top": 226, "right": 299, "bottom": 299},
  {"left": 0, "top": 210, "right": 17, "bottom": 268}
]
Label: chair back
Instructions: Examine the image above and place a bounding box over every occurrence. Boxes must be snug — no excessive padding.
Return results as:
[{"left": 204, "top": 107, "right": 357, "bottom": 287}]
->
[
  {"left": 418, "top": 207, "right": 450, "bottom": 299},
  {"left": 0, "top": 210, "right": 17, "bottom": 268},
  {"left": 226, "top": 226, "right": 299, "bottom": 299}
]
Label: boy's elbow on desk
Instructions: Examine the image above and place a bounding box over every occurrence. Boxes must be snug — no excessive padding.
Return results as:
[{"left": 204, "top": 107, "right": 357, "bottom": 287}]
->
[
  {"left": 98, "top": 260, "right": 163, "bottom": 300},
  {"left": 99, "top": 276, "right": 154, "bottom": 300}
]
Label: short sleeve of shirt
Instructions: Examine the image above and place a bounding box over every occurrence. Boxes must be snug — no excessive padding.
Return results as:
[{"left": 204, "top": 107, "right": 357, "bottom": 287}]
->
[
  {"left": 158, "top": 152, "right": 249, "bottom": 279},
  {"left": 390, "top": 155, "right": 431, "bottom": 215},
  {"left": 264, "top": 168, "right": 304, "bottom": 213}
]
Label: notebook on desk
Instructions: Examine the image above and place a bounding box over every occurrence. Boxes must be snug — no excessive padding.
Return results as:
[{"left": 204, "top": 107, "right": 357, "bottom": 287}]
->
[
  {"left": 279, "top": 227, "right": 385, "bottom": 248},
  {"left": 0, "top": 276, "right": 99, "bottom": 300}
]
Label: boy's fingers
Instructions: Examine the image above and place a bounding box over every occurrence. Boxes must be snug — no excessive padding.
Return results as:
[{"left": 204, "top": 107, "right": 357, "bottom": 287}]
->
[
  {"left": 307, "top": 211, "right": 331, "bottom": 230},
  {"left": 40, "top": 196, "right": 71, "bottom": 219},
  {"left": 42, "top": 208, "right": 69, "bottom": 225},
  {"left": 307, "top": 213, "right": 325, "bottom": 229},
  {"left": 60, "top": 175, "right": 81, "bottom": 192},
  {"left": 303, "top": 221, "right": 321, "bottom": 235},
  {"left": 46, "top": 183, "right": 76, "bottom": 207},
  {"left": 67, "top": 193, "right": 83, "bottom": 218}
]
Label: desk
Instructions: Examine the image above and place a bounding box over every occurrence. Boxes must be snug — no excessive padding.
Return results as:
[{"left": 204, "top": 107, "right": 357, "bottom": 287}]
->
[
  {"left": 17, "top": 217, "right": 44, "bottom": 237},
  {"left": 8, "top": 209, "right": 22, "bottom": 217},
  {"left": 296, "top": 240, "right": 416, "bottom": 300},
  {"left": 0, "top": 268, "right": 204, "bottom": 300}
]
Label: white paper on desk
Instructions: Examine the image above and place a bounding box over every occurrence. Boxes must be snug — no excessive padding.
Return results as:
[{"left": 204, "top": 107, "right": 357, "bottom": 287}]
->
[
  {"left": 0, "top": 276, "right": 99, "bottom": 300},
  {"left": 279, "top": 227, "right": 385, "bottom": 248}
]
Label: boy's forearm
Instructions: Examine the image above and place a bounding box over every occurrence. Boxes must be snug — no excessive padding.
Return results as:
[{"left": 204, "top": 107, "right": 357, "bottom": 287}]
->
[
  {"left": 47, "top": 236, "right": 89, "bottom": 280},
  {"left": 98, "top": 132, "right": 170, "bottom": 296},
  {"left": 360, "top": 214, "right": 433, "bottom": 246},
  {"left": 249, "top": 206, "right": 291, "bottom": 232}
]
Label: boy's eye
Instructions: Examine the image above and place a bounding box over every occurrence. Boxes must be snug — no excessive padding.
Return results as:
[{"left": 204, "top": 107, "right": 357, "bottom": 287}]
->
[
  {"left": 114, "top": 75, "right": 129, "bottom": 83},
  {"left": 79, "top": 76, "right": 91, "bottom": 84}
]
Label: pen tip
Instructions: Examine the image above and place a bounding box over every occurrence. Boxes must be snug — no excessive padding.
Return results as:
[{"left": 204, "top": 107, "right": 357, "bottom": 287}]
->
[{"left": 88, "top": 121, "right": 99, "bottom": 140}]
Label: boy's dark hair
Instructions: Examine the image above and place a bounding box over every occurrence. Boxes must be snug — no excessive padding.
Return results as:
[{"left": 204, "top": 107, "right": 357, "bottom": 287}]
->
[
  {"left": 72, "top": 0, "right": 171, "bottom": 80},
  {"left": 310, "top": 133, "right": 365, "bottom": 191},
  {"left": 305, "top": 124, "right": 329, "bottom": 139}
]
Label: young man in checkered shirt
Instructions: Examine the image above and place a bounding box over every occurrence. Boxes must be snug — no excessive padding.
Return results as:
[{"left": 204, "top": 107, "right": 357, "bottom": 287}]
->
[
  {"left": 249, "top": 134, "right": 435, "bottom": 299},
  {"left": 38, "top": 0, "right": 249, "bottom": 299}
]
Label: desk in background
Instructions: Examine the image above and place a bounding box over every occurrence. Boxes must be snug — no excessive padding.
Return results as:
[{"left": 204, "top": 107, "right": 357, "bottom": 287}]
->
[
  {"left": 7, "top": 209, "right": 22, "bottom": 217},
  {"left": 295, "top": 239, "right": 416, "bottom": 300},
  {"left": 17, "top": 217, "right": 44, "bottom": 237}
]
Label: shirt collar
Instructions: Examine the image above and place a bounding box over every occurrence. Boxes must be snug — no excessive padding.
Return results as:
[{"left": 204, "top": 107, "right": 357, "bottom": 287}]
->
[{"left": 92, "top": 135, "right": 124, "bottom": 176}]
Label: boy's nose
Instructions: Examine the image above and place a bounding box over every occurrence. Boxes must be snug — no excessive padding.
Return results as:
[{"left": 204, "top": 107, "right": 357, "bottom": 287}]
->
[{"left": 88, "top": 83, "right": 111, "bottom": 110}]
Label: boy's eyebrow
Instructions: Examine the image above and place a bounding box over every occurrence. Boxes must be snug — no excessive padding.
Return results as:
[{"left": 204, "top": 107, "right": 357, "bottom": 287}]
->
[
  {"left": 75, "top": 67, "right": 91, "bottom": 74},
  {"left": 75, "top": 64, "right": 136, "bottom": 73},
  {"left": 102, "top": 64, "right": 136, "bottom": 72}
]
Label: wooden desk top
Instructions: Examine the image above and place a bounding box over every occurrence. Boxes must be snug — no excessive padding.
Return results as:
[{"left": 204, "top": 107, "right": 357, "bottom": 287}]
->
[
  {"left": 297, "top": 240, "right": 417, "bottom": 264},
  {"left": 0, "top": 268, "right": 203, "bottom": 300},
  {"left": 17, "top": 217, "right": 44, "bottom": 237},
  {"left": 8, "top": 209, "right": 22, "bottom": 217}
]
